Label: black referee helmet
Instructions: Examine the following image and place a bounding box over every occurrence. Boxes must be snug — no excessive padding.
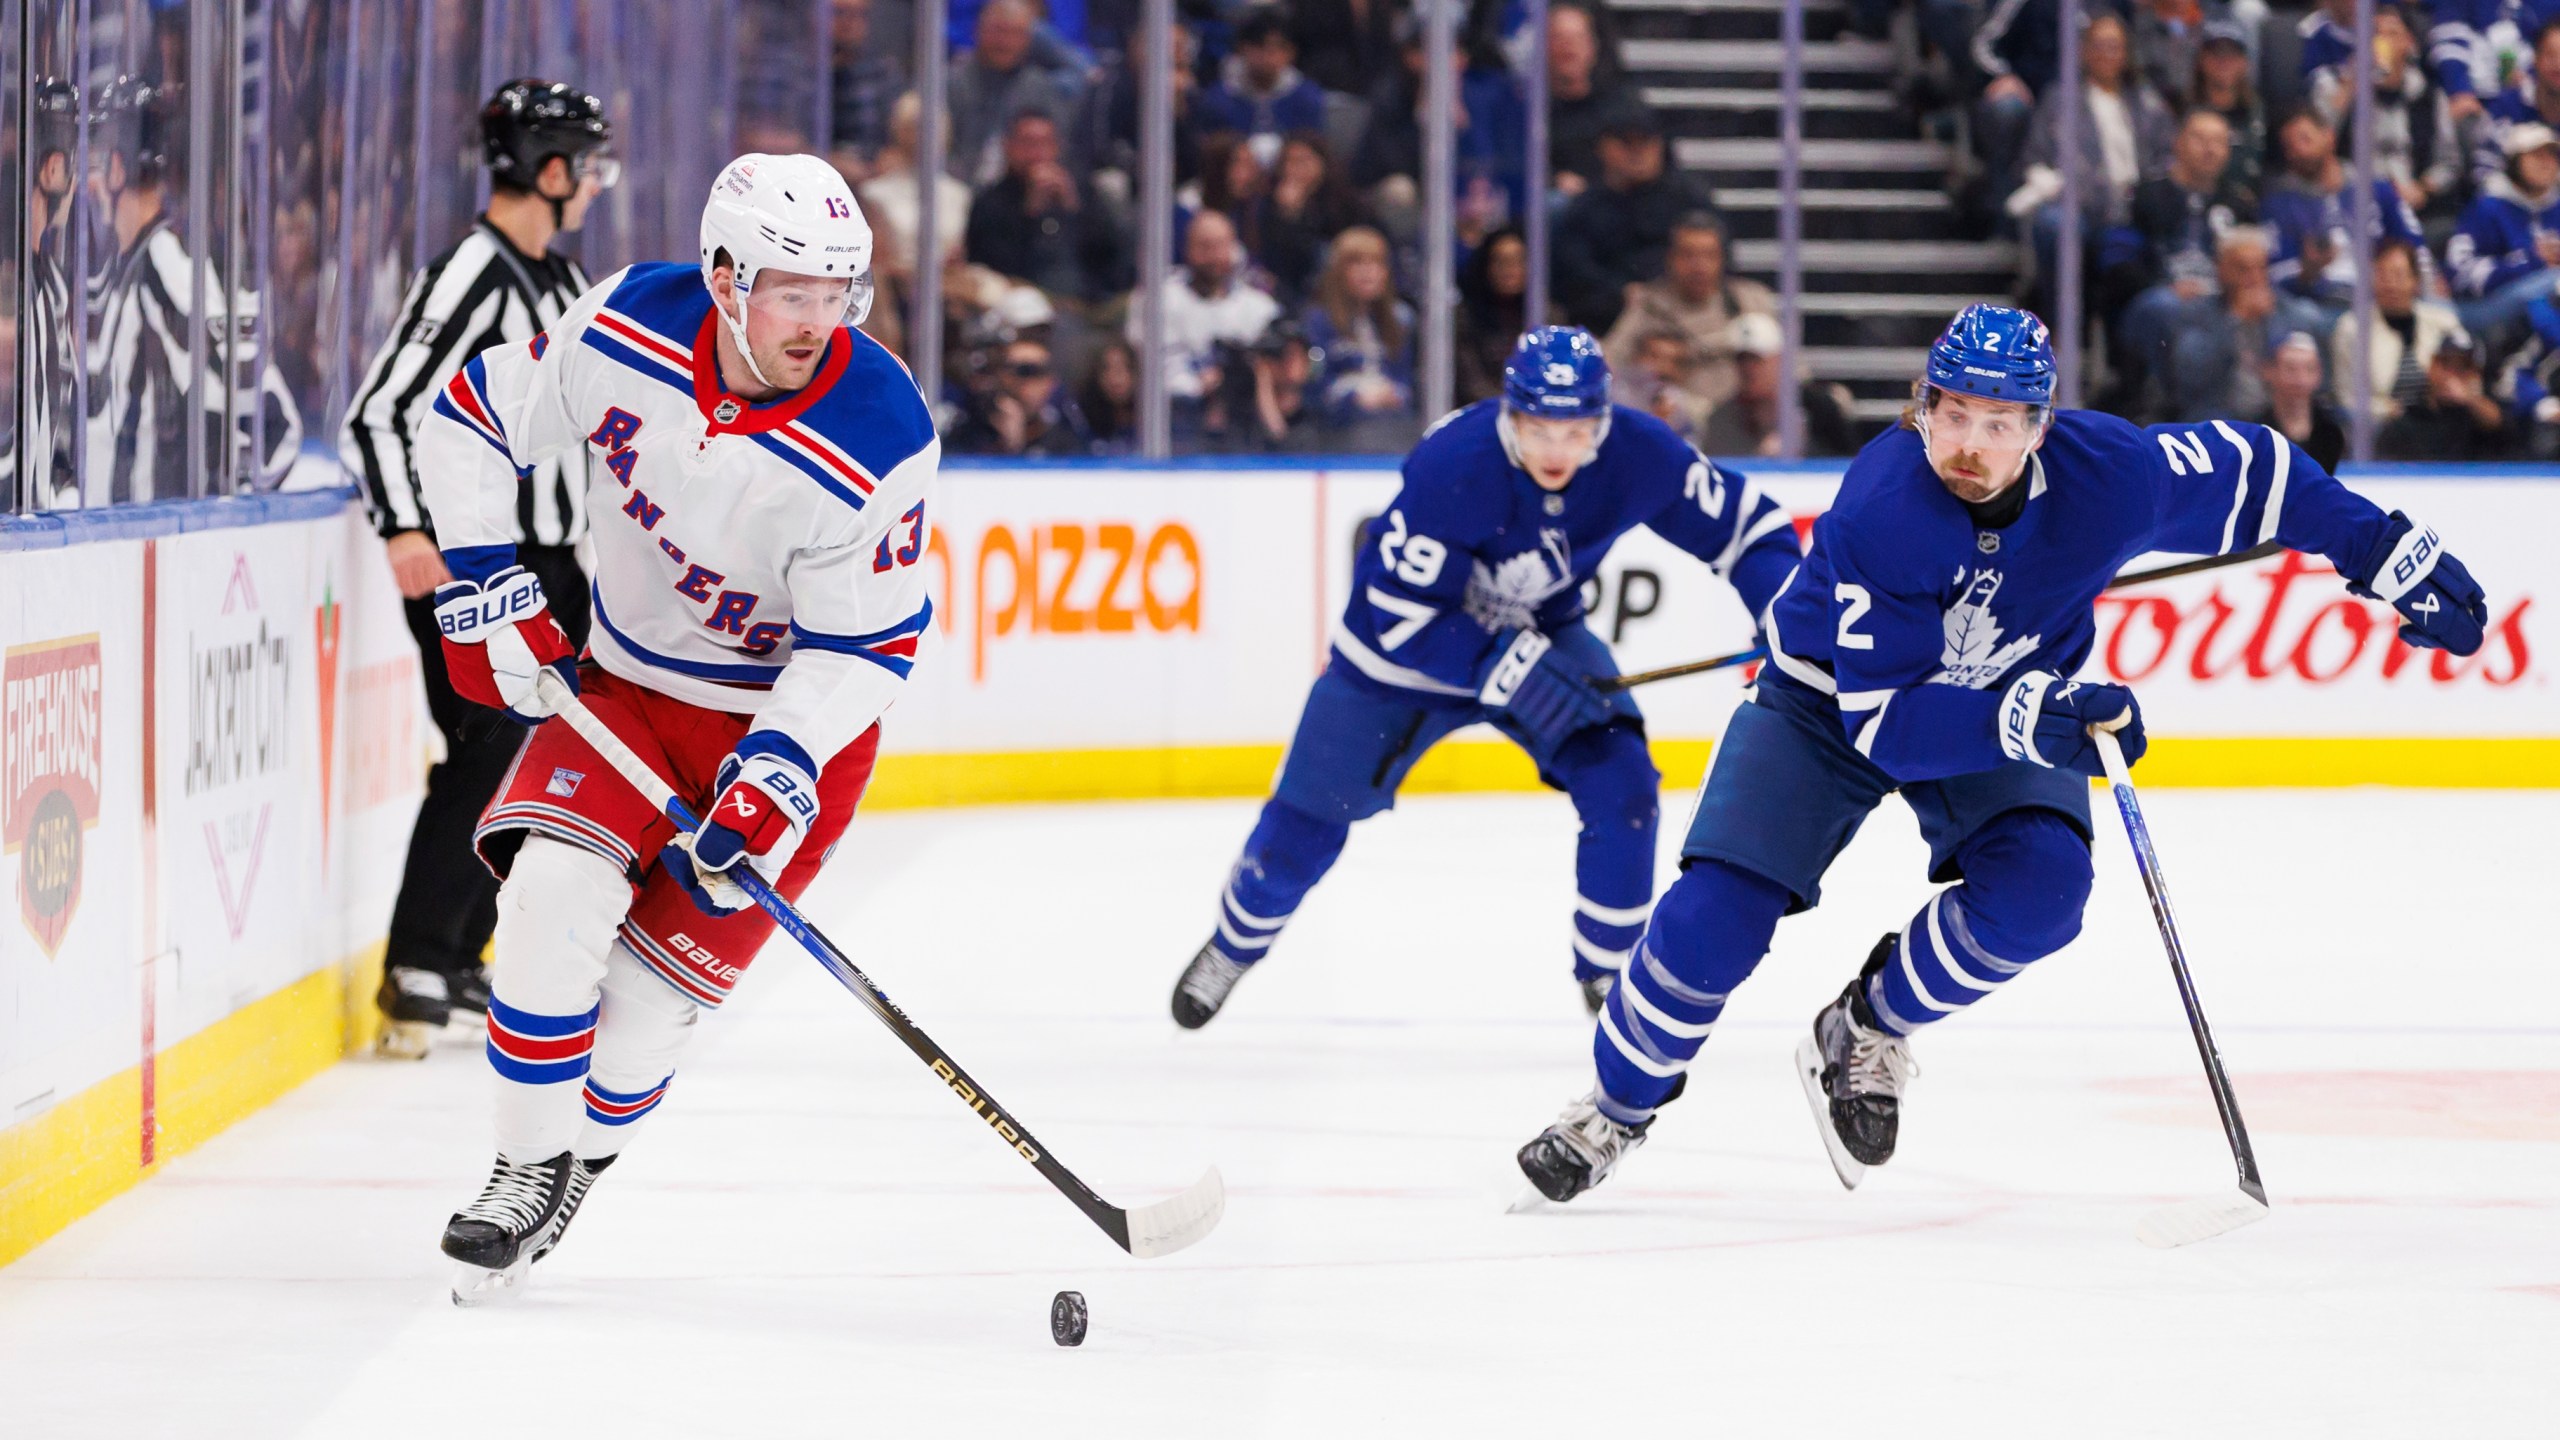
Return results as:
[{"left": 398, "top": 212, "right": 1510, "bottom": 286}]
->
[
  {"left": 89, "top": 75, "right": 170, "bottom": 190},
  {"left": 479, "top": 79, "right": 613, "bottom": 193}
]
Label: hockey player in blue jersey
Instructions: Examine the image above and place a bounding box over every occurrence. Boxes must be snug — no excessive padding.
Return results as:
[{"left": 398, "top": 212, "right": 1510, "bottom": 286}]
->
[
  {"left": 1514, "top": 304, "right": 2490, "bottom": 1203},
  {"left": 1168, "top": 327, "right": 1802, "bottom": 1027}
]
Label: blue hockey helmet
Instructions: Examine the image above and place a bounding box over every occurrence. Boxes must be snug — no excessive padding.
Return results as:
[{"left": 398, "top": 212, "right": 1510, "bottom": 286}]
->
[
  {"left": 1923, "top": 303, "right": 2055, "bottom": 409},
  {"left": 1502, "top": 326, "right": 1613, "bottom": 421}
]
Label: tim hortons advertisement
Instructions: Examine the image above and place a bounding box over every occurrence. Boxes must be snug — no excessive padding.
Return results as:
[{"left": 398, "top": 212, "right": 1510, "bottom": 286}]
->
[{"left": 903, "top": 467, "right": 2550, "bottom": 757}]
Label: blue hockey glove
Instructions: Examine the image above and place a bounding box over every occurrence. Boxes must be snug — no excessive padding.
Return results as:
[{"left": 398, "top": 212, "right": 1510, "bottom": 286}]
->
[
  {"left": 658, "top": 745, "right": 818, "bottom": 917},
  {"left": 1999, "top": 671, "right": 2146, "bottom": 778},
  {"left": 2343, "top": 512, "right": 2487, "bottom": 655},
  {"left": 1478, "top": 629, "right": 1612, "bottom": 756}
]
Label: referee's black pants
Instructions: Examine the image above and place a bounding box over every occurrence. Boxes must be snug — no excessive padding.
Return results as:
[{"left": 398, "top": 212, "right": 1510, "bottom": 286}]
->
[{"left": 385, "top": 544, "right": 593, "bottom": 984}]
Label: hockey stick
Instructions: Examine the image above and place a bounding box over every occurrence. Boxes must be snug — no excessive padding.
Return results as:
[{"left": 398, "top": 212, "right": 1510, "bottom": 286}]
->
[
  {"left": 2093, "top": 727, "right": 2270, "bottom": 1249},
  {"left": 1607, "top": 543, "right": 2285, "bottom": 696},
  {"left": 530, "top": 671, "right": 1225, "bottom": 1260},
  {"left": 1595, "top": 645, "right": 1766, "bottom": 693}
]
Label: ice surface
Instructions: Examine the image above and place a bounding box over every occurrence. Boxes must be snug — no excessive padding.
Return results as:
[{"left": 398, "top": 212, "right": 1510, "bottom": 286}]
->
[{"left": 3, "top": 787, "right": 2556, "bottom": 1437}]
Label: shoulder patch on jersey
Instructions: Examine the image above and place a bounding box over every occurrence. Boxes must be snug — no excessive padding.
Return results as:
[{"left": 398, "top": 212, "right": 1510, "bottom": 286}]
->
[
  {"left": 601, "top": 262, "right": 715, "bottom": 343},
  {"left": 781, "top": 327, "right": 938, "bottom": 486}
]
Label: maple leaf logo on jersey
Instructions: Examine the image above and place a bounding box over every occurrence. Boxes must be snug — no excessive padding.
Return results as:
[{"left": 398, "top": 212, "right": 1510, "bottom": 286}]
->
[
  {"left": 1931, "top": 569, "right": 2042, "bottom": 689},
  {"left": 1464, "top": 529, "right": 1576, "bottom": 632}
]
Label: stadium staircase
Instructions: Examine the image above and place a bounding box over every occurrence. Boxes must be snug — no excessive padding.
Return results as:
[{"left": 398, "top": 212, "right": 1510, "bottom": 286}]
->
[{"left": 1610, "top": 0, "right": 2017, "bottom": 433}]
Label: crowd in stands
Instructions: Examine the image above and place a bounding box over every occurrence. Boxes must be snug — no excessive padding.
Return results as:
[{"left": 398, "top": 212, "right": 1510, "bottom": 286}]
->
[
  {"left": 823, "top": 0, "right": 1807, "bottom": 457},
  {"left": 1934, "top": 0, "right": 2560, "bottom": 460},
  {"left": 821, "top": 0, "right": 2560, "bottom": 461}
]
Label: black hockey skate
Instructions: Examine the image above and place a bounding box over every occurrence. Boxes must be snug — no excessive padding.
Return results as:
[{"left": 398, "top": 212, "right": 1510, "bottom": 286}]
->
[
  {"left": 1512, "top": 1082, "right": 1679, "bottom": 1207},
  {"left": 530, "top": 1154, "right": 616, "bottom": 1265},
  {"left": 1170, "top": 940, "right": 1251, "bottom": 1030},
  {"left": 376, "top": 965, "right": 491, "bottom": 1061},
  {"left": 442, "top": 1151, "right": 573, "bottom": 1305},
  {"left": 1796, "top": 935, "right": 1919, "bottom": 1190},
  {"left": 1579, "top": 972, "right": 1615, "bottom": 1017}
]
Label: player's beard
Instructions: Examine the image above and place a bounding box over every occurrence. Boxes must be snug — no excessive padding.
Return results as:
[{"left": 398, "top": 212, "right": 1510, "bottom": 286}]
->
[
  {"left": 757, "top": 329, "right": 828, "bottom": 391},
  {"left": 1926, "top": 435, "right": 2029, "bottom": 505}
]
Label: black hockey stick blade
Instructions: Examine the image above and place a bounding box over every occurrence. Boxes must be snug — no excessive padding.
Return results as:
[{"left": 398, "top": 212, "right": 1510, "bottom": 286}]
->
[
  {"left": 536, "top": 672, "right": 1227, "bottom": 1260},
  {"left": 2095, "top": 728, "right": 2271, "bottom": 1250}
]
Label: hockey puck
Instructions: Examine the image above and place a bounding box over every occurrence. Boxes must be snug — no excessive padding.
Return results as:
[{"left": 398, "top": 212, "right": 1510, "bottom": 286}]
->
[{"left": 1050, "top": 1290, "right": 1087, "bottom": 1347}]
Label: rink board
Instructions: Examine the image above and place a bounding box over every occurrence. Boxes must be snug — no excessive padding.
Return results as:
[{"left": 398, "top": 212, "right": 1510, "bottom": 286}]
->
[
  {"left": 870, "top": 463, "right": 2560, "bottom": 805},
  {"left": 1, "top": 497, "right": 423, "bottom": 1265}
]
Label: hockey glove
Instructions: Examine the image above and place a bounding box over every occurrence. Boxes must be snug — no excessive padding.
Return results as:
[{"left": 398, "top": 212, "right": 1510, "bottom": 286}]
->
[
  {"left": 660, "top": 741, "right": 820, "bottom": 917},
  {"left": 2343, "top": 511, "right": 2487, "bottom": 655},
  {"left": 1478, "top": 629, "right": 1611, "bottom": 757},
  {"left": 1999, "top": 671, "right": 2146, "bottom": 778},
  {"left": 432, "top": 565, "right": 577, "bottom": 724}
]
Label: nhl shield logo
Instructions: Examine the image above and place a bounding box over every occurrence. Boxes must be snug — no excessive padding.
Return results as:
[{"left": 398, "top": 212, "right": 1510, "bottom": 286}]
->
[
  {"left": 713, "top": 398, "right": 743, "bottom": 425},
  {"left": 1977, "top": 531, "right": 2000, "bottom": 554}
]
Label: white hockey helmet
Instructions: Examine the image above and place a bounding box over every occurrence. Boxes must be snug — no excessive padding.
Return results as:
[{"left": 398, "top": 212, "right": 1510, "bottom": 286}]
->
[{"left": 700, "top": 153, "right": 874, "bottom": 383}]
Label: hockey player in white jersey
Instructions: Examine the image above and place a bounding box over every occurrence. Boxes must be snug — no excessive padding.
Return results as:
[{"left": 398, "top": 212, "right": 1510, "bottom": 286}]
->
[{"left": 415, "top": 154, "right": 938, "bottom": 1301}]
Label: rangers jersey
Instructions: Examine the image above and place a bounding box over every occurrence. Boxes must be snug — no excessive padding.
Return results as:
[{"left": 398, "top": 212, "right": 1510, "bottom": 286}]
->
[{"left": 416, "top": 261, "right": 939, "bottom": 772}]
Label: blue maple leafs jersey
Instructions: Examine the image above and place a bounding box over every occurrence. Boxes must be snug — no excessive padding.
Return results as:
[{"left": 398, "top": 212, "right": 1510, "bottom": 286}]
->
[
  {"left": 1332, "top": 401, "right": 1800, "bottom": 700},
  {"left": 1762, "top": 410, "right": 2398, "bottom": 781}
]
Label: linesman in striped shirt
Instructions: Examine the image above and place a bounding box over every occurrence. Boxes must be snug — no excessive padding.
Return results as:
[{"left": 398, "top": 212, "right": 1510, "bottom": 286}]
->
[{"left": 342, "top": 79, "right": 619, "bottom": 1054}]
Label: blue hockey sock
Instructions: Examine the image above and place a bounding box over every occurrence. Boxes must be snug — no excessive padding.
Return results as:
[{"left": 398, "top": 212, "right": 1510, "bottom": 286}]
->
[
  {"left": 1867, "top": 809, "right": 2093, "bottom": 1036},
  {"left": 1208, "top": 799, "right": 1350, "bottom": 966},
  {"left": 1557, "top": 723, "right": 1660, "bottom": 983},
  {"left": 1592, "top": 859, "right": 1791, "bottom": 1122}
]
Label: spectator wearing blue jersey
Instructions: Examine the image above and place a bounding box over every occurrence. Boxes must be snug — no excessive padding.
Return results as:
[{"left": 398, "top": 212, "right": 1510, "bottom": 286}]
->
[
  {"left": 2471, "top": 20, "right": 2560, "bottom": 185},
  {"left": 2492, "top": 291, "right": 2560, "bottom": 453},
  {"left": 2263, "top": 108, "right": 2434, "bottom": 304},
  {"left": 1299, "top": 226, "right": 1420, "bottom": 448},
  {"left": 2447, "top": 121, "right": 2560, "bottom": 330},
  {"left": 1199, "top": 7, "right": 1330, "bottom": 144},
  {"left": 2427, "top": 0, "right": 2560, "bottom": 115},
  {"left": 2297, "top": 0, "right": 2357, "bottom": 86},
  {"left": 2312, "top": 7, "right": 2461, "bottom": 223}
]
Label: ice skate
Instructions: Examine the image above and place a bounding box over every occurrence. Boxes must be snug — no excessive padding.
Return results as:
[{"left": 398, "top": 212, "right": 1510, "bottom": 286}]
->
[
  {"left": 1579, "top": 971, "right": 1615, "bottom": 1017},
  {"left": 1512, "top": 1090, "right": 1657, "bottom": 1206},
  {"left": 1170, "top": 940, "right": 1251, "bottom": 1030},
  {"left": 442, "top": 1152, "right": 573, "bottom": 1305},
  {"left": 530, "top": 1154, "right": 616, "bottom": 1265},
  {"left": 375, "top": 965, "right": 487, "bottom": 1061},
  {"left": 1796, "top": 935, "right": 1918, "bottom": 1190}
]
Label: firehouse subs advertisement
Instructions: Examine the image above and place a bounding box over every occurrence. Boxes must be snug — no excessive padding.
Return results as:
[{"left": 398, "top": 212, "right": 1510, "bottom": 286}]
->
[{"left": 0, "top": 469, "right": 2546, "bottom": 1156}]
